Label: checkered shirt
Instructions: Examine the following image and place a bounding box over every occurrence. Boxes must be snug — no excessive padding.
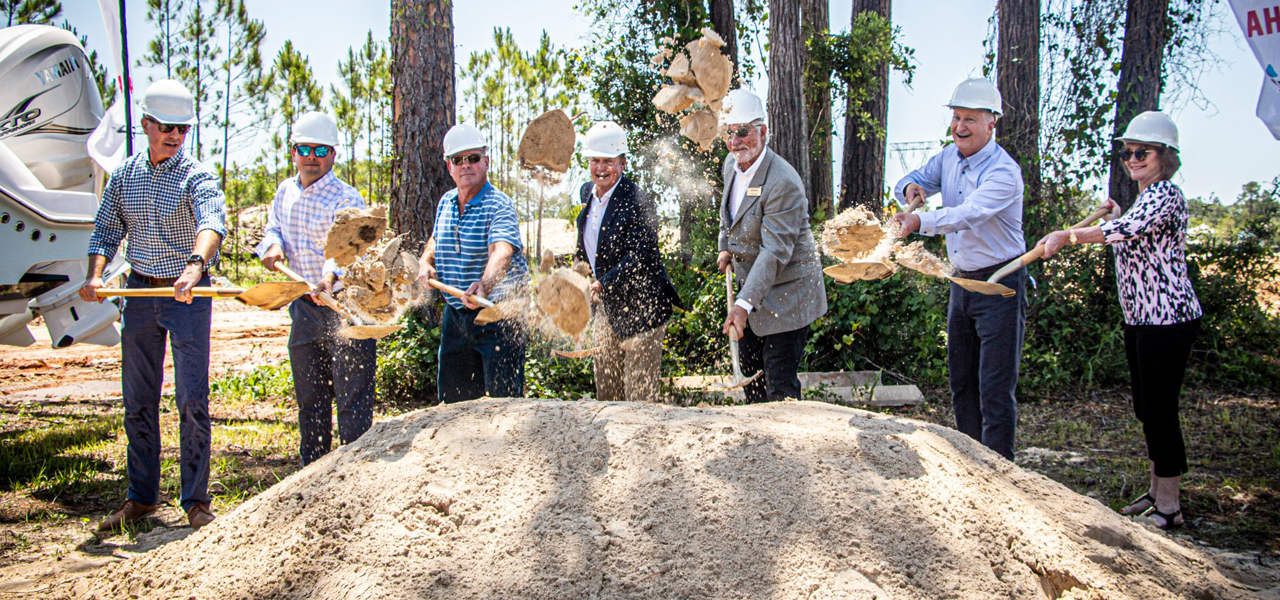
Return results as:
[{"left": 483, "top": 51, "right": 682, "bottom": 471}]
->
[
  {"left": 432, "top": 181, "right": 528, "bottom": 310},
  {"left": 87, "top": 149, "right": 227, "bottom": 278},
  {"left": 256, "top": 170, "right": 365, "bottom": 284}
]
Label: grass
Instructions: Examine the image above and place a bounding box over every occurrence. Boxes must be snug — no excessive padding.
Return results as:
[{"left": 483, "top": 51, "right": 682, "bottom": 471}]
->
[{"left": 878, "top": 385, "right": 1280, "bottom": 555}]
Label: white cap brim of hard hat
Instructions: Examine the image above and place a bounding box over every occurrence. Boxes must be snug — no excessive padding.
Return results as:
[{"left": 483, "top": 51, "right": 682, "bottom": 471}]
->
[
  {"left": 291, "top": 136, "right": 338, "bottom": 147},
  {"left": 1113, "top": 136, "right": 1176, "bottom": 150},
  {"left": 944, "top": 103, "right": 1001, "bottom": 116},
  {"left": 142, "top": 110, "right": 198, "bottom": 125},
  {"left": 581, "top": 149, "right": 624, "bottom": 158},
  {"left": 444, "top": 143, "right": 487, "bottom": 158}
]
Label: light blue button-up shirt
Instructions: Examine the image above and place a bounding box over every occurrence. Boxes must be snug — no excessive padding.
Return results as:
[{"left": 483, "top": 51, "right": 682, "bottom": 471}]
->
[
  {"left": 892, "top": 138, "right": 1026, "bottom": 272},
  {"left": 256, "top": 170, "right": 365, "bottom": 284}
]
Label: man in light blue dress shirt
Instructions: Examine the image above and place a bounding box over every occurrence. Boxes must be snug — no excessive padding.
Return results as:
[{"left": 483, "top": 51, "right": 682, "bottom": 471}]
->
[
  {"left": 891, "top": 78, "right": 1027, "bottom": 460},
  {"left": 258, "top": 112, "right": 376, "bottom": 466}
]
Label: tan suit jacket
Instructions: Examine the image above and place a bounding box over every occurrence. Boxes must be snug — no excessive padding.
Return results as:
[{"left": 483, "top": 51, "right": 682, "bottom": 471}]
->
[{"left": 719, "top": 149, "right": 827, "bottom": 336}]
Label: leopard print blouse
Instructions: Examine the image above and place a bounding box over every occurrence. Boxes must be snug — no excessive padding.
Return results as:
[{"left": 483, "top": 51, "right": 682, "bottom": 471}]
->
[{"left": 1099, "top": 180, "right": 1202, "bottom": 326}]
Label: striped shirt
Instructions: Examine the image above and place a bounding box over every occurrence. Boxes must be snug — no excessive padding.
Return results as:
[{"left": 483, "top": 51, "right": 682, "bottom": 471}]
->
[
  {"left": 893, "top": 138, "right": 1026, "bottom": 272},
  {"left": 88, "top": 149, "right": 227, "bottom": 278},
  {"left": 432, "top": 181, "right": 528, "bottom": 310},
  {"left": 256, "top": 170, "right": 364, "bottom": 284}
]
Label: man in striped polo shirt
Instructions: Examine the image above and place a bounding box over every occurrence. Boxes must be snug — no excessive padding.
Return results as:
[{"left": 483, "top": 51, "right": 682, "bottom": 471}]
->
[
  {"left": 257, "top": 111, "right": 376, "bottom": 466},
  {"left": 79, "top": 80, "right": 225, "bottom": 531},
  {"left": 417, "top": 123, "right": 529, "bottom": 403}
]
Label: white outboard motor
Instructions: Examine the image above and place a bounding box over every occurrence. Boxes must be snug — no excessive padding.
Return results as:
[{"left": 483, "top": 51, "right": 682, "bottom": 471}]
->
[{"left": 0, "top": 25, "right": 126, "bottom": 348}]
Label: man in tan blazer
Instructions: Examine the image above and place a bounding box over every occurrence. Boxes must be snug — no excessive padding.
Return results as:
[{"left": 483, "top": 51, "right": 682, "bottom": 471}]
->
[{"left": 716, "top": 89, "right": 828, "bottom": 403}]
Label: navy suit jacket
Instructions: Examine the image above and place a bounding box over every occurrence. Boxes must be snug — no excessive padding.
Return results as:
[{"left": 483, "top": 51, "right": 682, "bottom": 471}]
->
[{"left": 575, "top": 176, "right": 681, "bottom": 339}]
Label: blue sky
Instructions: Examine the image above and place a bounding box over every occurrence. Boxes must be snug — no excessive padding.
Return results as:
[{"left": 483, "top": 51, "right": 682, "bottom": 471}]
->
[{"left": 65, "top": 0, "right": 1277, "bottom": 203}]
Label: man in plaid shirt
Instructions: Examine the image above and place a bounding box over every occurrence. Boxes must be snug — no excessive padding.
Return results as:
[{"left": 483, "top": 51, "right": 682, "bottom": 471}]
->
[
  {"left": 257, "top": 112, "right": 377, "bottom": 466},
  {"left": 79, "top": 80, "right": 226, "bottom": 532}
]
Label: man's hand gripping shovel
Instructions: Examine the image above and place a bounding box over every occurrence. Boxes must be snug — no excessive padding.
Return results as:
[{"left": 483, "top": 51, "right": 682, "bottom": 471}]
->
[{"left": 713, "top": 266, "right": 762, "bottom": 392}]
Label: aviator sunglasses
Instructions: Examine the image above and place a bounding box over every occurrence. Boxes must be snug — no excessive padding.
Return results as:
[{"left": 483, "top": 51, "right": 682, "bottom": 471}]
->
[
  {"left": 448, "top": 153, "right": 484, "bottom": 166},
  {"left": 144, "top": 117, "right": 190, "bottom": 135},
  {"left": 1119, "top": 148, "right": 1153, "bottom": 162},
  {"left": 293, "top": 144, "right": 333, "bottom": 158},
  {"left": 724, "top": 125, "right": 757, "bottom": 139}
]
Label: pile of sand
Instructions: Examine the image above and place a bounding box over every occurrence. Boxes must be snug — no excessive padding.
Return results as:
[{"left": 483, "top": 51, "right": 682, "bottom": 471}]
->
[
  {"left": 325, "top": 206, "right": 388, "bottom": 268},
  {"left": 338, "top": 235, "right": 424, "bottom": 324},
  {"left": 77, "top": 399, "right": 1267, "bottom": 600},
  {"left": 653, "top": 28, "right": 732, "bottom": 151}
]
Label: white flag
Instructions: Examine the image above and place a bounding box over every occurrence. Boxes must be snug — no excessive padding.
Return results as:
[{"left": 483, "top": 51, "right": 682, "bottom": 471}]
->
[
  {"left": 96, "top": 0, "right": 125, "bottom": 93},
  {"left": 1229, "top": 0, "right": 1280, "bottom": 139},
  {"left": 87, "top": 101, "right": 140, "bottom": 173}
]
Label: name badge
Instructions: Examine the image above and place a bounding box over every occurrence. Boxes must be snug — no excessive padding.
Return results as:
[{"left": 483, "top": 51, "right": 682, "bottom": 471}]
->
[{"left": 746, "top": 187, "right": 762, "bottom": 197}]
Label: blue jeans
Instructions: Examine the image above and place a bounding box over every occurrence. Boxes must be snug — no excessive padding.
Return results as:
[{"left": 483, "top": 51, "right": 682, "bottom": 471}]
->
[
  {"left": 120, "top": 273, "right": 212, "bottom": 511},
  {"left": 287, "top": 298, "right": 377, "bottom": 465},
  {"left": 437, "top": 303, "right": 526, "bottom": 403},
  {"left": 947, "top": 266, "right": 1026, "bottom": 461}
]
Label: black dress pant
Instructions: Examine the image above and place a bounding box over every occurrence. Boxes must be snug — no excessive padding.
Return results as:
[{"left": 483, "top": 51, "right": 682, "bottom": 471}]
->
[
  {"left": 1124, "top": 317, "right": 1200, "bottom": 477},
  {"left": 738, "top": 324, "right": 809, "bottom": 403}
]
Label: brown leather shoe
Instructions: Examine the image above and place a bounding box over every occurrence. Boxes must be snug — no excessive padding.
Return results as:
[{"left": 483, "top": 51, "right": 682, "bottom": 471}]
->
[
  {"left": 186, "top": 502, "right": 216, "bottom": 530},
  {"left": 96, "top": 499, "right": 157, "bottom": 532}
]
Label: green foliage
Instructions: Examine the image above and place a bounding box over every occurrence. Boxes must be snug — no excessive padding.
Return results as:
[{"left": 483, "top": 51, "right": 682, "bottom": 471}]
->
[
  {"left": 211, "top": 362, "right": 294, "bottom": 405},
  {"left": 375, "top": 308, "right": 441, "bottom": 406},
  {"left": 804, "top": 12, "right": 915, "bottom": 144}
]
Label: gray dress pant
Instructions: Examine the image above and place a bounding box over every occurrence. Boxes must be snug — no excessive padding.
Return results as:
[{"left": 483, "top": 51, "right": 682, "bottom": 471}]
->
[{"left": 947, "top": 266, "right": 1026, "bottom": 460}]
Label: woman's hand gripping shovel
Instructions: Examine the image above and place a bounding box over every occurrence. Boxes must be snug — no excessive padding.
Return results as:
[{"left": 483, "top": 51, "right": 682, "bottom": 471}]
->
[{"left": 712, "top": 267, "right": 762, "bottom": 392}]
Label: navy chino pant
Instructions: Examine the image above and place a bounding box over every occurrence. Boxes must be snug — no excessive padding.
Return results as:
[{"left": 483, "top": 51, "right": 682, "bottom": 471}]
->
[
  {"left": 120, "top": 272, "right": 213, "bottom": 511},
  {"left": 437, "top": 303, "right": 526, "bottom": 403}
]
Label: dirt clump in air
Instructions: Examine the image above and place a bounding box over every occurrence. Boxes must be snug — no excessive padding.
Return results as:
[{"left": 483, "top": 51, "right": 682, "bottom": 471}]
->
[
  {"left": 821, "top": 206, "right": 887, "bottom": 261},
  {"left": 517, "top": 109, "right": 575, "bottom": 176},
  {"left": 339, "top": 235, "right": 423, "bottom": 324},
  {"left": 534, "top": 268, "right": 591, "bottom": 341},
  {"left": 75, "top": 399, "right": 1267, "bottom": 600},
  {"left": 325, "top": 206, "right": 387, "bottom": 268},
  {"left": 652, "top": 28, "right": 733, "bottom": 150},
  {"left": 894, "top": 241, "right": 955, "bottom": 278},
  {"left": 824, "top": 258, "right": 896, "bottom": 283}
]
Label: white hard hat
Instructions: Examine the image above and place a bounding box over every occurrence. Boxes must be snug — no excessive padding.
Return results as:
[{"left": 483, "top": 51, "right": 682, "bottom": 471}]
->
[
  {"left": 442, "top": 123, "right": 488, "bottom": 157},
  {"left": 291, "top": 111, "right": 340, "bottom": 147},
  {"left": 582, "top": 121, "right": 628, "bottom": 158},
  {"left": 1116, "top": 111, "right": 1179, "bottom": 150},
  {"left": 140, "top": 79, "right": 197, "bottom": 125},
  {"left": 945, "top": 77, "right": 1003, "bottom": 116},
  {"left": 719, "top": 89, "right": 767, "bottom": 127}
]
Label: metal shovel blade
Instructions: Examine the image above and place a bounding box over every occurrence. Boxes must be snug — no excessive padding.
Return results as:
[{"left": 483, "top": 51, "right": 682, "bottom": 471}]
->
[
  {"left": 338, "top": 324, "right": 403, "bottom": 340},
  {"left": 946, "top": 277, "right": 1016, "bottom": 297},
  {"left": 232, "top": 281, "right": 312, "bottom": 310},
  {"left": 711, "top": 270, "right": 763, "bottom": 392},
  {"left": 551, "top": 346, "right": 603, "bottom": 359}
]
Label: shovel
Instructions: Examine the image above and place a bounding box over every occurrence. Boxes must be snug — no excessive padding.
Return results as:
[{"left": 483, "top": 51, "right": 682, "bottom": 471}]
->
[
  {"left": 96, "top": 281, "right": 309, "bottom": 310},
  {"left": 426, "top": 278, "right": 509, "bottom": 325},
  {"left": 824, "top": 195, "right": 924, "bottom": 283},
  {"left": 274, "top": 263, "right": 404, "bottom": 340},
  {"left": 985, "top": 206, "right": 1113, "bottom": 284},
  {"left": 712, "top": 268, "right": 762, "bottom": 392}
]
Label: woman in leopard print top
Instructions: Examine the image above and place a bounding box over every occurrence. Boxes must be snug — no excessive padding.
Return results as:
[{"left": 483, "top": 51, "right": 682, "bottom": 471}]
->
[{"left": 1036, "top": 111, "right": 1199, "bottom": 531}]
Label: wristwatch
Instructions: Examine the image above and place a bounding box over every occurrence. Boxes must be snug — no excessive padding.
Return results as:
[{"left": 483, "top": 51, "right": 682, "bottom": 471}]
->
[{"left": 186, "top": 254, "right": 206, "bottom": 269}]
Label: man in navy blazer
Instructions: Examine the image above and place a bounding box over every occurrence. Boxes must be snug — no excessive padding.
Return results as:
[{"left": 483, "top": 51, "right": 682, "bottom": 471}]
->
[{"left": 574, "top": 121, "right": 681, "bottom": 402}]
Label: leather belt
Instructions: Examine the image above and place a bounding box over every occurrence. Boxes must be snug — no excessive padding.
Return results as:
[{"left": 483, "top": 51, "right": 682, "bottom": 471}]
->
[
  {"left": 134, "top": 273, "right": 179, "bottom": 287},
  {"left": 955, "top": 259, "right": 1020, "bottom": 282}
]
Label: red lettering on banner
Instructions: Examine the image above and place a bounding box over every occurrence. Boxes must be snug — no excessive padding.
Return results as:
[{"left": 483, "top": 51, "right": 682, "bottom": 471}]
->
[
  {"left": 1267, "top": 7, "right": 1280, "bottom": 34},
  {"left": 1249, "top": 10, "right": 1264, "bottom": 37}
]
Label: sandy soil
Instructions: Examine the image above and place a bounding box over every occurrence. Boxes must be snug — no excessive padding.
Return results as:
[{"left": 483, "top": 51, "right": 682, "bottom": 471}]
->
[{"left": 68, "top": 398, "right": 1277, "bottom": 600}]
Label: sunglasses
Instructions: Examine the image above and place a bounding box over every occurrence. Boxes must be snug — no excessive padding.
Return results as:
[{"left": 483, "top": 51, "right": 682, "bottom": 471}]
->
[
  {"left": 448, "top": 153, "right": 484, "bottom": 166},
  {"left": 724, "top": 125, "right": 757, "bottom": 140},
  {"left": 1119, "top": 148, "right": 1153, "bottom": 162},
  {"left": 293, "top": 144, "right": 333, "bottom": 158},
  {"left": 145, "top": 117, "right": 190, "bottom": 134}
]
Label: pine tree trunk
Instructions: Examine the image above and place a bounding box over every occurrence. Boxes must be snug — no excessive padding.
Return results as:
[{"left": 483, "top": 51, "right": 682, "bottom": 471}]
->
[
  {"left": 709, "top": 0, "right": 738, "bottom": 78},
  {"left": 390, "top": 0, "right": 455, "bottom": 251},
  {"left": 1109, "top": 0, "right": 1169, "bottom": 211},
  {"left": 802, "top": 0, "right": 832, "bottom": 218},
  {"left": 997, "top": 0, "right": 1041, "bottom": 226},
  {"left": 767, "top": 0, "right": 811, "bottom": 204},
  {"left": 839, "top": 0, "right": 891, "bottom": 213}
]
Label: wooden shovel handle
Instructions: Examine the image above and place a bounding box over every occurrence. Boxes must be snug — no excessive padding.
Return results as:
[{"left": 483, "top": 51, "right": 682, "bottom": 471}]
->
[
  {"left": 986, "top": 206, "right": 1114, "bottom": 283},
  {"left": 427, "top": 278, "right": 495, "bottom": 309},
  {"left": 275, "top": 263, "right": 344, "bottom": 311},
  {"left": 96, "top": 287, "right": 246, "bottom": 298}
]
